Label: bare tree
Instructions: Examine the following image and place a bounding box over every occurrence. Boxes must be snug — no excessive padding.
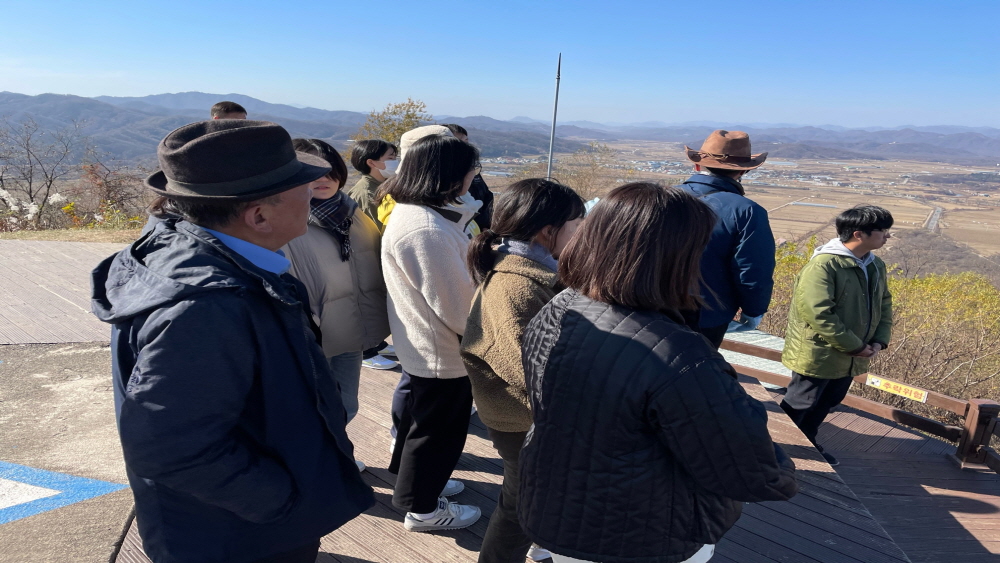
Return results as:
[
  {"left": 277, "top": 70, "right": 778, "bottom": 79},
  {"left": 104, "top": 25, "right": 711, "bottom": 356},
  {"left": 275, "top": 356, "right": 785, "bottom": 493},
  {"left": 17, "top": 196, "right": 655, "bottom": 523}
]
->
[
  {"left": 60, "top": 151, "right": 149, "bottom": 229},
  {"left": 352, "top": 99, "right": 433, "bottom": 146},
  {"left": 511, "top": 142, "right": 634, "bottom": 201},
  {"left": 0, "top": 116, "right": 89, "bottom": 229}
]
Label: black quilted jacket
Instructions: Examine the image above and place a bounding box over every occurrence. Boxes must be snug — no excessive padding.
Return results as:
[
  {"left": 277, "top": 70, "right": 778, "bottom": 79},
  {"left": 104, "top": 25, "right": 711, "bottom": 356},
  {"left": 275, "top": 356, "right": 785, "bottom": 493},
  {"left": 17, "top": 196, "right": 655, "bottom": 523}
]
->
[{"left": 519, "top": 290, "right": 798, "bottom": 563}]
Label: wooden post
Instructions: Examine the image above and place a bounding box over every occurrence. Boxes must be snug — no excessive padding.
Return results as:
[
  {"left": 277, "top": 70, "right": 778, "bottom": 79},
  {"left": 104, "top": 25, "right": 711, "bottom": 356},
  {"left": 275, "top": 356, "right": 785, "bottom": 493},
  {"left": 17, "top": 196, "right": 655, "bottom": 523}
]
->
[{"left": 956, "top": 399, "right": 1000, "bottom": 466}]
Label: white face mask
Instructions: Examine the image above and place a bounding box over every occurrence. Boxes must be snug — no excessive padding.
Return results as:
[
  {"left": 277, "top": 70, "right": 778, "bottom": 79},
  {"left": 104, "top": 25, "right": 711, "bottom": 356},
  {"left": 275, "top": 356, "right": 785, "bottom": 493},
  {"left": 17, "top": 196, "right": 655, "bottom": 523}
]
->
[{"left": 380, "top": 159, "right": 399, "bottom": 178}]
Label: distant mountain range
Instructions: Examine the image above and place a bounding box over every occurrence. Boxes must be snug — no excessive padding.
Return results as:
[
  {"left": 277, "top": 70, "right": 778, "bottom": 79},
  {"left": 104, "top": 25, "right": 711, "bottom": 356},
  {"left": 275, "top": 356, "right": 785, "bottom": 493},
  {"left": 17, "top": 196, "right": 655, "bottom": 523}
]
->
[{"left": 2, "top": 91, "right": 999, "bottom": 166}]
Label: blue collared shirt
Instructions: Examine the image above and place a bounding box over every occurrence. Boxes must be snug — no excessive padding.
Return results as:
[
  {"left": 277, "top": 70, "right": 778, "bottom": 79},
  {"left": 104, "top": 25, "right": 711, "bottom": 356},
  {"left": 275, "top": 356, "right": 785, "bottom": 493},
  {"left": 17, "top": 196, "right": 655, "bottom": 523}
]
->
[{"left": 202, "top": 228, "right": 291, "bottom": 275}]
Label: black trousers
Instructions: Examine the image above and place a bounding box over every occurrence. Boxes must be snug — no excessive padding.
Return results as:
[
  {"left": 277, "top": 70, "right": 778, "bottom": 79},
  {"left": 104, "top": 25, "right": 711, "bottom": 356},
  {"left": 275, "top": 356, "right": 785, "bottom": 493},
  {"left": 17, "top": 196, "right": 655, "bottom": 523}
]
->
[
  {"left": 388, "top": 371, "right": 473, "bottom": 513},
  {"left": 479, "top": 429, "right": 532, "bottom": 563},
  {"left": 389, "top": 370, "right": 412, "bottom": 438},
  {"left": 248, "top": 540, "right": 320, "bottom": 563},
  {"left": 780, "top": 372, "right": 854, "bottom": 445},
  {"left": 695, "top": 322, "right": 728, "bottom": 350}
]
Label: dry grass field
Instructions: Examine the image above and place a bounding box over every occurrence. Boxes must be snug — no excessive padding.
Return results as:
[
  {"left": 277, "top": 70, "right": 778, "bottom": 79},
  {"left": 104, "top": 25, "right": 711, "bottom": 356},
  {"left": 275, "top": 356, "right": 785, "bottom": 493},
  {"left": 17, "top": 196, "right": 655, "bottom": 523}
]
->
[
  {"left": 938, "top": 208, "right": 1000, "bottom": 257},
  {"left": 556, "top": 140, "right": 1000, "bottom": 250}
]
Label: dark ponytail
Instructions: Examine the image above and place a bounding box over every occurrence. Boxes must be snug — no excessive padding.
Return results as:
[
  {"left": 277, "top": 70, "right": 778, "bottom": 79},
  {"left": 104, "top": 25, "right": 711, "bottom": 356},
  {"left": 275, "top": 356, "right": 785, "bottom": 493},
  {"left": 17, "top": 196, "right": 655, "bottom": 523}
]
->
[
  {"left": 466, "top": 178, "right": 585, "bottom": 284},
  {"left": 467, "top": 228, "right": 502, "bottom": 285}
]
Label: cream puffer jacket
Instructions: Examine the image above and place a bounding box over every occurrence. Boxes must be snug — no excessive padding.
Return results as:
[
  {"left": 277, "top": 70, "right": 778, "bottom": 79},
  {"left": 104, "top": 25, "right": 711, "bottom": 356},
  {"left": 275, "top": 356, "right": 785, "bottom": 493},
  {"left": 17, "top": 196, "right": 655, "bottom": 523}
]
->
[
  {"left": 284, "top": 207, "right": 390, "bottom": 358},
  {"left": 381, "top": 198, "right": 481, "bottom": 379}
]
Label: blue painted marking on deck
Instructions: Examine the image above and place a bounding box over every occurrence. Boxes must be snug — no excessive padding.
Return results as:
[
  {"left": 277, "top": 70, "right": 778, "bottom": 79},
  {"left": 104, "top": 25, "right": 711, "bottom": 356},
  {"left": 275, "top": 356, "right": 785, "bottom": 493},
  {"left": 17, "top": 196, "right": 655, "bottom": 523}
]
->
[{"left": 0, "top": 461, "right": 128, "bottom": 525}]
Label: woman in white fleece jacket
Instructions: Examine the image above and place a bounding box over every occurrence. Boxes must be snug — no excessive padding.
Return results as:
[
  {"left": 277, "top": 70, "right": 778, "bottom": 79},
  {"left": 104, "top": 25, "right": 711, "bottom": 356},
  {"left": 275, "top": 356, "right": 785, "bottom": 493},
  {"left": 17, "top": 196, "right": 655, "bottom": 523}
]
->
[{"left": 380, "top": 134, "right": 484, "bottom": 533}]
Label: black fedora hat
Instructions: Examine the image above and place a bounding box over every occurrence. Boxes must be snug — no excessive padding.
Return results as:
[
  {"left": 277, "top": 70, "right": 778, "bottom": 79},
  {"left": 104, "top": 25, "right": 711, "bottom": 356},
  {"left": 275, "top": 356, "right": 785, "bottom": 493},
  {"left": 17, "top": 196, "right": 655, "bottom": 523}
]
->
[{"left": 145, "top": 120, "right": 332, "bottom": 201}]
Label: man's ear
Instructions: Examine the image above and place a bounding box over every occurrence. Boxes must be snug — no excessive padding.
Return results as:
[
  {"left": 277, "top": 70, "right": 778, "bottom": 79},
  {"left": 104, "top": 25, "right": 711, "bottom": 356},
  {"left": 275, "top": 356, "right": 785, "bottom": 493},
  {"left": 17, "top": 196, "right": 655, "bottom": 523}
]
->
[{"left": 243, "top": 203, "right": 273, "bottom": 234}]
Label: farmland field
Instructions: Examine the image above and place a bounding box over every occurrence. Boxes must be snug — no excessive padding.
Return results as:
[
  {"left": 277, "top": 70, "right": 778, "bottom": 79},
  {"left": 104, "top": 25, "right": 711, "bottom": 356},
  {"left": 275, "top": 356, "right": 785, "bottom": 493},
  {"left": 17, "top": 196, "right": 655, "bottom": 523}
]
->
[{"left": 938, "top": 208, "right": 1000, "bottom": 257}]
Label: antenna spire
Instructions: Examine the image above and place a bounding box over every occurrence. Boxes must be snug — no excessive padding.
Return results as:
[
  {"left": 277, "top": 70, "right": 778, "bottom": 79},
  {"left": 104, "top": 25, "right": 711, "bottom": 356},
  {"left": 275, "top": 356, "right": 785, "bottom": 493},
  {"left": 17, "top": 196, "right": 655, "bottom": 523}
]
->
[{"left": 546, "top": 53, "right": 562, "bottom": 180}]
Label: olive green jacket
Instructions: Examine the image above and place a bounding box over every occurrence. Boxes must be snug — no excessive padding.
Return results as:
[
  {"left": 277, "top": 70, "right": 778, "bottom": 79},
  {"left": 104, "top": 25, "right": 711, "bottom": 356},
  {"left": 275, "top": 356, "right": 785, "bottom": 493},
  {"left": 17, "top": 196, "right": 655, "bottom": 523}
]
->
[
  {"left": 348, "top": 175, "right": 384, "bottom": 230},
  {"left": 461, "top": 254, "right": 559, "bottom": 432},
  {"left": 781, "top": 245, "right": 893, "bottom": 379}
]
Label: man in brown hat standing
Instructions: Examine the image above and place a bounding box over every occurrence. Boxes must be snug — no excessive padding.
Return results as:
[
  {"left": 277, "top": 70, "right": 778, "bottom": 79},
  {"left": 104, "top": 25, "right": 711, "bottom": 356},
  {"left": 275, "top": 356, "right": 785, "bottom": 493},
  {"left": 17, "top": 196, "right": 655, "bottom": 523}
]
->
[
  {"left": 91, "top": 120, "right": 374, "bottom": 563},
  {"left": 679, "top": 130, "right": 775, "bottom": 349}
]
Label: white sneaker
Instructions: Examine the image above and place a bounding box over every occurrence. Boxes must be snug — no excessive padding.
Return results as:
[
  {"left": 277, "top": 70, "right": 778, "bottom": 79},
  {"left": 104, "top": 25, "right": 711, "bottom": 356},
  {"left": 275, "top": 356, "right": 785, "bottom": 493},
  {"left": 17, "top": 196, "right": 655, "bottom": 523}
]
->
[
  {"left": 527, "top": 545, "right": 552, "bottom": 561},
  {"left": 404, "top": 497, "right": 481, "bottom": 532},
  {"left": 389, "top": 437, "right": 396, "bottom": 455},
  {"left": 380, "top": 344, "right": 397, "bottom": 358},
  {"left": 362, "top": 355, "right": 398, "bottom": 370},
  {"left": 355, "top": 460, "right": 366, "bottom": 472},
  {"left": 441, "top": 479, "right": 464, "bottom": 497}
]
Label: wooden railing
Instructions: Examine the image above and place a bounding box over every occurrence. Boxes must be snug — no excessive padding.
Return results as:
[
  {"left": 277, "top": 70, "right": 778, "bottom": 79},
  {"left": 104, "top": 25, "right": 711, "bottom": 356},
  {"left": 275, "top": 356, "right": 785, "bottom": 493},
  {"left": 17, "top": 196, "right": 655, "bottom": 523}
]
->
[
  {"left": 720, "top": 339, "right": 1000, "bottom": 472},
  {"left": 983, "top": 422, "right": 1000, "bottom": 474}
]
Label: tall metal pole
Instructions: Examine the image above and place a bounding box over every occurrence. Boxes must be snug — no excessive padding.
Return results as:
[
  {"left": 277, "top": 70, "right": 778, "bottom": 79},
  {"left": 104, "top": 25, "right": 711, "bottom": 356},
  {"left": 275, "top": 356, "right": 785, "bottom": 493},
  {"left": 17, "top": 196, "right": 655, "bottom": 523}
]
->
[{"left": 546, "top": 53, "right": 562, "bottom": 180}]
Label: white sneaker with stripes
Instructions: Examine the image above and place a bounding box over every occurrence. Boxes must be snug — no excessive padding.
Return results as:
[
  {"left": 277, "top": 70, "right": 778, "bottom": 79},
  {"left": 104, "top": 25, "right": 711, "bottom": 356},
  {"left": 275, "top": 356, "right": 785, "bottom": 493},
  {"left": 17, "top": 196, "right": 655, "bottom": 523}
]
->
[
  {"left": 441, "top": 479, "right": 464, "bottom": 496},
  {"left": 527, "top": 545, "right": 552, "bottom": 561},
  {"left": 404, "top": 497, "right": 481, "bottom": 532}
]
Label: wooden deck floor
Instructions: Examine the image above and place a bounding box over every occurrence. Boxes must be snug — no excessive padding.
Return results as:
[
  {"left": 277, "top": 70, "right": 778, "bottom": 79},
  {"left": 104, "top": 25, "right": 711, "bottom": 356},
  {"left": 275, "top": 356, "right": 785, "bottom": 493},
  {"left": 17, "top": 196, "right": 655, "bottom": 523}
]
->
[
  {"left": 117, "top": 369, "right": 917, "bottom": 563},
  {"left": 813, "top": 405, "right": 1000, "bottom": 563},
  {"left": 0, "top": 240, "right": 123, "bottom": 344}
]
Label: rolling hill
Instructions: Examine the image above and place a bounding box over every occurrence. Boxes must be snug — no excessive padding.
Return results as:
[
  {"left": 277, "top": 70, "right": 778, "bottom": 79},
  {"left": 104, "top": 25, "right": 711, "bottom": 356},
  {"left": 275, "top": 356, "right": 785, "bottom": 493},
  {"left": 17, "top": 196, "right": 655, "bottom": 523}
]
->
[{"left": 2, "top": 91, "right": 998, "bottom": 165}]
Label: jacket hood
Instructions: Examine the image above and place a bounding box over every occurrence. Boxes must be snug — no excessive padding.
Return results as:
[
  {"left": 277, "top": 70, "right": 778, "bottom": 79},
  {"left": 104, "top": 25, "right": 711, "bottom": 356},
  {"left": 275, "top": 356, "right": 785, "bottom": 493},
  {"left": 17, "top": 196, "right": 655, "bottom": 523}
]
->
[
  {"left": 492, "top": 253, "right": 559, "bottom": 288},
  {"left": 425, "top": 193, "right": 483, "bottom": 233},
  {"left": 453, "top": 192, "right": 484, "bottom": 221},
  {"left": 813, "top": 238, "right": 875, "bottom": 268},
  {"left": 91, "top": 218, "right": 290, "bottom": 324}
]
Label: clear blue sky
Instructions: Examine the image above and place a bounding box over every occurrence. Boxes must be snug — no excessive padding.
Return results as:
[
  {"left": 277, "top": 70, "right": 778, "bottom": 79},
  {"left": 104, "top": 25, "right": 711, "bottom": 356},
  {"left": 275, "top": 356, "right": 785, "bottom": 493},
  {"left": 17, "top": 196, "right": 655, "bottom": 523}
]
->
[{"left": 2, "top": 0, "right": 998, "bottom": 127}]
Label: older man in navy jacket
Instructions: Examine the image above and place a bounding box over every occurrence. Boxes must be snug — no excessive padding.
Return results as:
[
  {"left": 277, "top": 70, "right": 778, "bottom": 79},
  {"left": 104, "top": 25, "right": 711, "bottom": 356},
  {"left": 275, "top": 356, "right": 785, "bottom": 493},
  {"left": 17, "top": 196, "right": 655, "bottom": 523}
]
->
[
  {"left": 679, "top": 130, "right": 775, "bottom": 349},
  {"left": 91, "top": 120, "right": 374, "bottom": 563}
]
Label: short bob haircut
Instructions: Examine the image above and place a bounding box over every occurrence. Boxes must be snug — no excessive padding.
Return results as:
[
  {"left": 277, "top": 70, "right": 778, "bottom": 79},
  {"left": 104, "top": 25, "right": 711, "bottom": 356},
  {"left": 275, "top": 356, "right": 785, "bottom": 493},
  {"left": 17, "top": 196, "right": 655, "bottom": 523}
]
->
[
  {"left": 350, "top": 139, "right": 396, "bottom": 175},
  {"left": 467, "top": 178, "right": 585, "bottom": 284},
  {"left": 378, "top": 135, "right": 479, "bottom": 207},
  {"left": 836, "top": 205, "right": 894, "bottom": 242},
  {"left": 559, "top": 182, "right": 716, "bottom": 313},
  {"left": 292, "top": 138, "right": 349, "bottom": 188}
]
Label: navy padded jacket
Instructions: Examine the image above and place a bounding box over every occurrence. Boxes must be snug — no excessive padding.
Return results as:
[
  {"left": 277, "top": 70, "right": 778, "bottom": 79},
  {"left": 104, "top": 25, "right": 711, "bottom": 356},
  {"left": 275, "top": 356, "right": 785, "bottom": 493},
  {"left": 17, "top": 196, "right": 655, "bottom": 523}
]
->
[
  {"left": 678, "top": 174, "right": 775, "bottom": 327},
  {"left": 91, "top": 219, "right": 374, "bottom": 563}
]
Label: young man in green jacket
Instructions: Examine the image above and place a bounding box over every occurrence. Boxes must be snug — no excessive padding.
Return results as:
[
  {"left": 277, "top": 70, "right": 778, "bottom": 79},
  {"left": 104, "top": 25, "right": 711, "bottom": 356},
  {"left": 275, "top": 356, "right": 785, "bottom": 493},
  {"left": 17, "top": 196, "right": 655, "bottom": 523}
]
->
[{"left": 780, "top": 205, "right": 894, "bottom": 466}]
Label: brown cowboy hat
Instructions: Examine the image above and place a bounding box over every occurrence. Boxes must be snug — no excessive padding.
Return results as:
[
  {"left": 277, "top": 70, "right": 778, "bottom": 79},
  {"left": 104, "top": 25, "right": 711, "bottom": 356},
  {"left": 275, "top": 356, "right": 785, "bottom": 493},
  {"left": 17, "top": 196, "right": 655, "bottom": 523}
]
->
[
  {"left": 684, "top": 130, "right": 767, "bottom": 170},
  {"left": 145, "top": 120, "right": 331, "bottom": 201}
]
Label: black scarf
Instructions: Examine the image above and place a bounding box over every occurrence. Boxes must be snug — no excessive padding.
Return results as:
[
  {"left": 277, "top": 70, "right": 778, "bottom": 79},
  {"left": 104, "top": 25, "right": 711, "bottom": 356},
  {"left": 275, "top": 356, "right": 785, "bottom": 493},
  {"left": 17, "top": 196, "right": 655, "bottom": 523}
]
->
[{"left": 309, "top": 191, "right": 353, "bottom": 261}]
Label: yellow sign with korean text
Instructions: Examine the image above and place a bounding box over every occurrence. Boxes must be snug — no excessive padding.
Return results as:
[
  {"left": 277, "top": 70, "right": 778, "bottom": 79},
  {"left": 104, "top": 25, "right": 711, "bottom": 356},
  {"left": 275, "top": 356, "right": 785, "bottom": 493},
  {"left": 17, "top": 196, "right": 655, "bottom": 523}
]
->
[{"left": 865, "top": 375, "right": 929, "bottom": 403}]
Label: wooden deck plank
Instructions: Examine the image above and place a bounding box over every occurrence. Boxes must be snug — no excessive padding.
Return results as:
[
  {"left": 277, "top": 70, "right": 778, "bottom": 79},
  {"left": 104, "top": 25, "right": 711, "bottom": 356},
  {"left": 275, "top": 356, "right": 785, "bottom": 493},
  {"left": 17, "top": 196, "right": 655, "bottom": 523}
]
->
[
  {"left": 751, "top": 503, "right": 905, "bottom": 557},
  {"left": 823, "top": 412, "right": 897, "bottom": 452},
  {"left": 738, "top": 510, "right": 909, "bottom": 563},
  {"left": 717, "top": 527, "right": 826, "bottom": 563}
]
